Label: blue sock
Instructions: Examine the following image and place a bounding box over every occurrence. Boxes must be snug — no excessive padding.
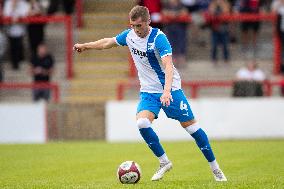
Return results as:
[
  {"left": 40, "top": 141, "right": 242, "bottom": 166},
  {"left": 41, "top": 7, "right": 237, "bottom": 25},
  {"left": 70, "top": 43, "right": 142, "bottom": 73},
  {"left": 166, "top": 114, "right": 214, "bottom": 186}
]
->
[
  {"left": 139, "top": 127, "right": 165, "bottom": 157},
  {"left": 191, "top": 128, "right": 215, "bottom": 162}
]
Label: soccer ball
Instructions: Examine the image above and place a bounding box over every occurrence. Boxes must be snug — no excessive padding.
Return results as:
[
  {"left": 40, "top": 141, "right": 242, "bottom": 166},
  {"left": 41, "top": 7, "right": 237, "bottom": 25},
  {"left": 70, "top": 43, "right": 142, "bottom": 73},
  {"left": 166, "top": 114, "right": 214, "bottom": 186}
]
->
[{"left": 117, "top": 161, "right": 141, "bottom": 184}]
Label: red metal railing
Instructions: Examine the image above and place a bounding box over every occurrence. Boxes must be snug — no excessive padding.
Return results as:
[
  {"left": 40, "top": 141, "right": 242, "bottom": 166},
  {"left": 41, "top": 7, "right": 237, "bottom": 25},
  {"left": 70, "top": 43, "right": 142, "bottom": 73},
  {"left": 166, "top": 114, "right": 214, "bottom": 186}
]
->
[
  {"left": 116, "top": 80, "right": 284, "bottom": 100},
  {"left": 0, "top": 16, "right": 73, "bottom": 79},
  {"left": 128, "top": 12, "right": 280, "bottom": 77},
  {"left": 0, "top": 82, "right": 60, "bottom": 103}
]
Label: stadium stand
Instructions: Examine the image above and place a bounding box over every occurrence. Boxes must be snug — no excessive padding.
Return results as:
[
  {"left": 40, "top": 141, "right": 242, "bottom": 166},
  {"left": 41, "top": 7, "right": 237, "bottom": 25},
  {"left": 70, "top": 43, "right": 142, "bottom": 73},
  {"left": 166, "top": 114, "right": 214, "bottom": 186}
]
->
[
  {"left": 0, "top": 0, "right": 280, "bottom": 103},
  {"left": 65, "top": 0, "right": 136, "bottom": 103},
  {"left": 0, "top": 21, "right": 69, "bottom": 102}
]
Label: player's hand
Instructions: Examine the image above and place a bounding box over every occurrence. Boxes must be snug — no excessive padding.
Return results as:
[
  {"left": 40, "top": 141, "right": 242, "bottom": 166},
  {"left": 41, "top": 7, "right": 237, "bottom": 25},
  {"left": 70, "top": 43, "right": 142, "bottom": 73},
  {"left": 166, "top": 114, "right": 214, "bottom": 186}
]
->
[
  {"left": 73, "top": 43, "right": 85, "bottom": 53},
  {"left": 160, "top": 91, "right": 173, "bottom": 107}
]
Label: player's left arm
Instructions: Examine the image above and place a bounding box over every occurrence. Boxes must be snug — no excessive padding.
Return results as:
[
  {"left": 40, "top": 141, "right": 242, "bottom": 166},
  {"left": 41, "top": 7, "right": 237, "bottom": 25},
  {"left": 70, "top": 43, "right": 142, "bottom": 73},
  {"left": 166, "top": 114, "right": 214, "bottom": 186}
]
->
[
  {"left": 161, "top": 55, "right": 174, "bottom": 107},
  {"left": 155, "top": 33, "right": 174, "bottom": 107}
]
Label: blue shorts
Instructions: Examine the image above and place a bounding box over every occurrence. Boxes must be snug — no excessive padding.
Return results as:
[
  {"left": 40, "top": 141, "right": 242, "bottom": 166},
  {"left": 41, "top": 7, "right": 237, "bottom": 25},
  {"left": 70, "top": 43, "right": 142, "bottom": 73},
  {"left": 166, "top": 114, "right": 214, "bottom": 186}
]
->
[{"left": 137, "top": 89, "right": 195, "bottom": 122}]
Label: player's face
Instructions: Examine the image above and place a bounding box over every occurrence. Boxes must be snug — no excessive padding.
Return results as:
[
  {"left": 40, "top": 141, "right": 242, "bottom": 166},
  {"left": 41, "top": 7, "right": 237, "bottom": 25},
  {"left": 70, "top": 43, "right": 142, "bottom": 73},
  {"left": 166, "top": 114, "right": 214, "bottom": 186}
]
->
[{"left": 130, "top": 17, "right": 150, "bottom": 38}]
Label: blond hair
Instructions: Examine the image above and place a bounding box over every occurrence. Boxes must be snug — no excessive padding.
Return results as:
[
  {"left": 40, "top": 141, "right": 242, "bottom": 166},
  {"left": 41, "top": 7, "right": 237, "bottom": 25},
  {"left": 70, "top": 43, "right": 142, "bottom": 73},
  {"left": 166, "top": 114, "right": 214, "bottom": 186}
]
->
[{"left": 129, "top": 5, "right": 150, "bottom": 22}]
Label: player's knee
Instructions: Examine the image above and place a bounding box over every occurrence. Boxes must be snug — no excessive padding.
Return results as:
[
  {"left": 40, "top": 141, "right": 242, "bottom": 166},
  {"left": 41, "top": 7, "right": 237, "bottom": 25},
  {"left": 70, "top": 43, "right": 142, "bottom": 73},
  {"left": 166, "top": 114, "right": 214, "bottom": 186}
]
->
[
  {"left": 180, "top": 119, "right": 196, "bottom": 128},
  {"left": 137, "top": 118, "right": 151, "bottom": 129}
]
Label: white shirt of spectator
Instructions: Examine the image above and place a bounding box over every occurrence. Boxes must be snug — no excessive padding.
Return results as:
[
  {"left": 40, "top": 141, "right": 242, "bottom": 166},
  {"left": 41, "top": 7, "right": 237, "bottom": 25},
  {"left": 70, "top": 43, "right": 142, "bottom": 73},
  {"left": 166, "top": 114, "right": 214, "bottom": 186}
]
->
[
  {"left": 3, "top": 0, "right": 30, "bottom": 37},
  {"left": 236, "top": 68, "right": 266, "bottom": 81}
]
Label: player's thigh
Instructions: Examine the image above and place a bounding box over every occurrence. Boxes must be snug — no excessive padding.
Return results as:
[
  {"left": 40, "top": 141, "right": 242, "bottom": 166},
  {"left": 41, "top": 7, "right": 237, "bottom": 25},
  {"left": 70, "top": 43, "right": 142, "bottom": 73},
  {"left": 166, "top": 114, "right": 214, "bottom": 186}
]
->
[
  {"left": 162, "top": 89, "right": 194, "bottom": 122},
  {"left": 136, "top": 92, "right": 162, "bottom": 121}
]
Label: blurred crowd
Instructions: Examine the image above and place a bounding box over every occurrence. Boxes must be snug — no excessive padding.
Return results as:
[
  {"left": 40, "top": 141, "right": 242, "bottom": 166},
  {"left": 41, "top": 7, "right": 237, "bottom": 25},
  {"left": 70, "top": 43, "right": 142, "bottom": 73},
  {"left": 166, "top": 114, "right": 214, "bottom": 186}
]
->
[
  {"left": 0, "top": 0, "right": 283, "bottom": 100},
  {"left": 138, "top": 0, "right": 274, "bottom": 65},
  {"left": 138, "top": 0, "right": 284, "bottom": 96},
  {"left": 0, "top": 0, "right": 75, "bottom": 101}
]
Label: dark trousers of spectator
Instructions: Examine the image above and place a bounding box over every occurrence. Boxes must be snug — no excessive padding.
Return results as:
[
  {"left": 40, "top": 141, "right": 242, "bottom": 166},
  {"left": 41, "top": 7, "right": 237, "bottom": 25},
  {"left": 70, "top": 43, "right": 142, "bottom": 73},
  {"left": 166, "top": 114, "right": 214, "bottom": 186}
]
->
[
  {"left": 0, "top": 59, "right": 3, "bottom": 82},
  {"left": 28, "top": 24, "right": 45, "bottom": 58},
  {"left": 48, "top": 0, "right": 75, "bottom": 15},
  {"left": 211, "top": 30, "right": 229, "bottom": 62},
  {"left": 33, "top": 88, "right": 50, "bottom": 102},
  {"left": 8, "top": 36, "right": 24, "bottom": 70}
]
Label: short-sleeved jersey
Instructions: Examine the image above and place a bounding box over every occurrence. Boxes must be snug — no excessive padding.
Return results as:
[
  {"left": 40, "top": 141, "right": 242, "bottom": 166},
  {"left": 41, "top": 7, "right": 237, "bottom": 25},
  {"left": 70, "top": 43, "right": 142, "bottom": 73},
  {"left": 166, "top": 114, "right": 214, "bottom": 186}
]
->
[{"left": 115, "top": 27, "right": 181, "bottom": 93}]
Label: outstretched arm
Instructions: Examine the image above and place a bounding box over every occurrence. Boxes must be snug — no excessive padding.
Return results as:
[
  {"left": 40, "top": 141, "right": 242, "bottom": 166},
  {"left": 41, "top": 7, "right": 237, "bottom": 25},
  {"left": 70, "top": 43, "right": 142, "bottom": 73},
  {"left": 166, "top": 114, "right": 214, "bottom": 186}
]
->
[{"left": 73, "top": 37, "right": 118, "bottom": 53}]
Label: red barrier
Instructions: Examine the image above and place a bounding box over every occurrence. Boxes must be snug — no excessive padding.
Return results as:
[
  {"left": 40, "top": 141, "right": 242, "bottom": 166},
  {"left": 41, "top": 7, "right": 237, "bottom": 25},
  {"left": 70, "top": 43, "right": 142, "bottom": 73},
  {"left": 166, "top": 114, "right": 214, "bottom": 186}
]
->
[
  {"left": 116, "top": 80, "right": 284, "bottom": 100},
  {"left": 0, "top": 82, "right": 60, "bottom": 103},
  {"left": 128, "top": 13, "right": 280, "bottom": 77},
  {"left": 0, "top": 16, "right": 73, "bottom": 79}
]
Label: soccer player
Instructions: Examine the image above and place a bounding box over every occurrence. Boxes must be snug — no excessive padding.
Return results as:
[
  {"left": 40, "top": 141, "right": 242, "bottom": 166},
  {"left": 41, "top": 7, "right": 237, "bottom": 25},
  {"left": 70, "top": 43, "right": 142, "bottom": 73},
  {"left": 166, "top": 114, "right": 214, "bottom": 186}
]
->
[{"left": 73, "top": 5, "right": 227, "bottom": 182}]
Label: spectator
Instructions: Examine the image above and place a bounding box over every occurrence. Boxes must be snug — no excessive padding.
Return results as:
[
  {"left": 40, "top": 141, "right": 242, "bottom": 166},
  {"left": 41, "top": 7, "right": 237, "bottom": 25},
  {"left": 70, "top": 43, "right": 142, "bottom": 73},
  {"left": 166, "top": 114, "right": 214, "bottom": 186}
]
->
[
  {"left": 163, "top": 0, "right": 189, "bottom": 68},
  {"left": 235, "top": 0, "right": 264, "bottom": 58},
  {"left": 27, "top": 0, "right": 46, "bottom": 58},
  {"left": 30, "top": 43, "right": 54, "bottom": 102},
  {"left": 208, "top": 0, "right": 231, "bottom": 64},
  {"left": 47, "top": 0, "right": 75, "bottom": 15},
  {"left": 3, "top": 0, "right": 29, "bottom": 70},
  {"left": 137, "top": 0, "right": 163, "bottom": 29},
  {"left": 0, "top": 26, "right": 7, "bottom": 82},
  {"left": 233, "top": 61, "right": 266, "bottom": 96}
]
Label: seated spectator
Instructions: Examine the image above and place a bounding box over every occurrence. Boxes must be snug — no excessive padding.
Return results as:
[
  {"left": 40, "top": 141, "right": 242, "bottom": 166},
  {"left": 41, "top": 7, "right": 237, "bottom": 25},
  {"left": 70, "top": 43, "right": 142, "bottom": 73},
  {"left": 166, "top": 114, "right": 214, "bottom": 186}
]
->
[
  {"left": 3, "top": 0, "right": 29, "bottom": 70},
  {"left": 47, "top": 0, "right": 75, "bottom": 15},
  {"left": 30, "top": 43, "right": 54, "bottom": 102},
  {"left": 163, "top": 0, "right": 189, "bottom": 68},
  {"left": 233, "top": 61, "right": 266, "bottom": 97},
  {"left": 208, "top": 0, "right": 231, "bottom": 64}
]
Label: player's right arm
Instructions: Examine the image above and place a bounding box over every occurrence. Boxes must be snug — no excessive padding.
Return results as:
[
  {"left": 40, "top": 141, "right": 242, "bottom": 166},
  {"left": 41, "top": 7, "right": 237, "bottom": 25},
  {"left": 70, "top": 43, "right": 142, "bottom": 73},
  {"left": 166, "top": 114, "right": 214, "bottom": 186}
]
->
[
  {"left": 74, "top": 29, "right": 130, "bottom": 53},
  {"left": 73, "top": 38, "right": 118, "bottom": 53}
]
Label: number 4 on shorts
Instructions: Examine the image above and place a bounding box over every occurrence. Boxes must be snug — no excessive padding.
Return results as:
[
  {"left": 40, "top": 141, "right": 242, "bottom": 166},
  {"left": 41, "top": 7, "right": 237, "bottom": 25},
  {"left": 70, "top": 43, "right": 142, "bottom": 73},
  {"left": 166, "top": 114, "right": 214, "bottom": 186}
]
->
[{"left": 180, "top": 101, "right": 188, "bottom": 111}]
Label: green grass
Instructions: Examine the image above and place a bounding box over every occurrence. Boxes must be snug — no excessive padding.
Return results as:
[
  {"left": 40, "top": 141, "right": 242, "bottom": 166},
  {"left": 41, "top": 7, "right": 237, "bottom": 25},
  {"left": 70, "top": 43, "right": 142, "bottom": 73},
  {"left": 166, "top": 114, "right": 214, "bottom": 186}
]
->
[{"left": 0, "top": 140, "right": 284, "bottom": 189}]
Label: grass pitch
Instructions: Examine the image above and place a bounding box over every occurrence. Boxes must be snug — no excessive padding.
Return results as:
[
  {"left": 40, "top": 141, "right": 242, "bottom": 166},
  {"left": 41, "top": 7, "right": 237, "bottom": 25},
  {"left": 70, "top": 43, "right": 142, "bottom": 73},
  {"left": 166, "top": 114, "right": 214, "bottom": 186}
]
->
[{"left": 0, "top": 140, "right": 284, "bottom": 189}]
